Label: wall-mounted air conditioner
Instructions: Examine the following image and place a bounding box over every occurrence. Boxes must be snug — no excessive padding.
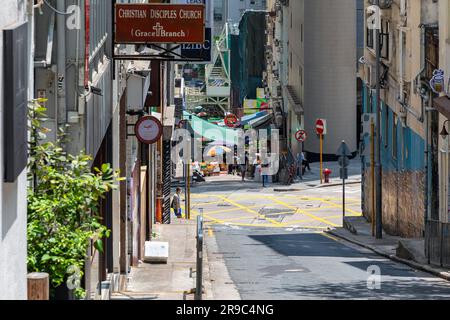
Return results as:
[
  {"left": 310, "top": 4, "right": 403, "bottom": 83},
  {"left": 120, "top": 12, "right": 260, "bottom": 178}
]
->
[{"left": 368, "top": 0, "right": 393, "bottom": 9}]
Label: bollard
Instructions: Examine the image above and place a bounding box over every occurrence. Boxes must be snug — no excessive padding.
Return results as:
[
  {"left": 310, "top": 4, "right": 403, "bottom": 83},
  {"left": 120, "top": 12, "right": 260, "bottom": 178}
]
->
[
  {"left": 195, "top": 215, "right": 204, "bottom": 300},
  {"left": 27, "top": 273, "right": 50, "bottom": 300}
]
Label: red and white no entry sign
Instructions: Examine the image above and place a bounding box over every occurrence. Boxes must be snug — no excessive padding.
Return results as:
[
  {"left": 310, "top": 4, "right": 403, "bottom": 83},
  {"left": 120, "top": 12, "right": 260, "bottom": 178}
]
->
[
  {"left": 295, "top": 130, "right": 308, "bottom": 143},
  {"left": 316, "top": 119, "right": 326, "bottom": 135}
]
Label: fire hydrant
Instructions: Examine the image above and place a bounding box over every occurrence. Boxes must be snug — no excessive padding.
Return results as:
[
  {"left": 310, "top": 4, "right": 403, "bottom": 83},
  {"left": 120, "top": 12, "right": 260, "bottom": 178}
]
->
[{"left": 323, "top": 168, "right": 332, "bottom": 183}]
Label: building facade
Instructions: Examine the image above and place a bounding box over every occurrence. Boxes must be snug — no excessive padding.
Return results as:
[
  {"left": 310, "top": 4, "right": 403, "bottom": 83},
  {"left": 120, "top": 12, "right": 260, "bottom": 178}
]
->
[
  {"left": 266, "top": 0, "right": 358, "bottom": 160},
  {"left": 359, "top": 0, "right": 450, "bottom": 240},
  {"left": 33, "top": 0, "right": 171, "bottom": 299},
  {"left": 0, "top": 0, "right": 34, "bottom": 300}
]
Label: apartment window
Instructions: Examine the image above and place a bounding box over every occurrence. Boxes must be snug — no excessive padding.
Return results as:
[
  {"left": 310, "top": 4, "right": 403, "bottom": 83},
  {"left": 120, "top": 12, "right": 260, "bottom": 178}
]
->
[
  {"left": 366, "top": 25, "right": 374, "bottom": 49},
  {"left": 398, "top": 29, "right": 408, "bottom": 101},
  {"left": 299, "top": 65, "right": 303, "bottom": 86},
  {"left": 290, "top": 52, "right": 293, "bottom": 70},
  {"left": 380, "top": 20, "right": 390, "bottom": 60},
  {"left": 301, "top": 24, "right": 303, "bottom": 43}
]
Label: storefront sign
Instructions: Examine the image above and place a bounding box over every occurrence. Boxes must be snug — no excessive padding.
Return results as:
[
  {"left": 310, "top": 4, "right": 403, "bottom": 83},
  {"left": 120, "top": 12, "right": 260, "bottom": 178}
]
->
[
  {"left": 135, "top": 116, "right": 163, "bottom": 145},
  {"left": 115, "top": 4, "right": 205, "bottom": 44}
]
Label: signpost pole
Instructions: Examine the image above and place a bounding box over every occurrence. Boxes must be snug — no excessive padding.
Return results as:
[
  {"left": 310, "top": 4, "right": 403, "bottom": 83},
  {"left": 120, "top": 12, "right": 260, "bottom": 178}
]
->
[
  {"left": 300, "top": 142, "right": 303, "bottom": 181},
  {"left": 320, "top": 134, "right": 323, "bottom": 184},
  {"left": 371, "top": 120, "right": 376, "bottom": 237},
  {"left": 343, "top": 165, "right": 346, "bottom": 221}
]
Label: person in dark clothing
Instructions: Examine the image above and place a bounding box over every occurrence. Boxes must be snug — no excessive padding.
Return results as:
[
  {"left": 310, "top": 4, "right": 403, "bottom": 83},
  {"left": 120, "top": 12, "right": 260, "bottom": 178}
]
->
[{"left": 302, "top": 152, "right": 311, "bottom": 175}]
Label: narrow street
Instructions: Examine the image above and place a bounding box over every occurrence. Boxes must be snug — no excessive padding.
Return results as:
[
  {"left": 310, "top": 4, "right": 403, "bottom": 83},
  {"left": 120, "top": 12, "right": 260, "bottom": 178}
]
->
[{"left": 189, "top": 164, "right": 450, "bottom": 300}]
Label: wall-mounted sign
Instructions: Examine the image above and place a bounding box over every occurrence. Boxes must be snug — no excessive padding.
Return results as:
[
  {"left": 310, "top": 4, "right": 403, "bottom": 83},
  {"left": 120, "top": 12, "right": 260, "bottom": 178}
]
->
[
  {"left": 115, "top": 3, "right": 206, "bottom": 44},
  {"left": 135, "top": 116, "right": 163, "bottom": 145}
]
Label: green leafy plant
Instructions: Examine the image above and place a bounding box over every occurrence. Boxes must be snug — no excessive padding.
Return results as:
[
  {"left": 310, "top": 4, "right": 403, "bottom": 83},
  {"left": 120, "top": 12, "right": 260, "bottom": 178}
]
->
[{"left": 27, "top": 99, "right": 123, "bottom": 299}]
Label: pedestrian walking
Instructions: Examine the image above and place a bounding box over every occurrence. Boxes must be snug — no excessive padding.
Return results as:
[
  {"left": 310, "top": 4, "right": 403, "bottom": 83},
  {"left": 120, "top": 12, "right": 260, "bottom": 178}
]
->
[
  {"left": 241, "top": 152, "right": 249, "bottom": 182},
  {"left": 171, "top": 187, "right": 182, "bottom": 218},
  {"left": 302, "top": 152, "right": 311, "bottom": 175}
]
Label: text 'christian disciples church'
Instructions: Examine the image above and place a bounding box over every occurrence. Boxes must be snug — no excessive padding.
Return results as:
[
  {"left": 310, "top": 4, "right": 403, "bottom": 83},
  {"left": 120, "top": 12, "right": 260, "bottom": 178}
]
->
[{"left": 118, "top": 8, "right": 203, "bottom": 20}]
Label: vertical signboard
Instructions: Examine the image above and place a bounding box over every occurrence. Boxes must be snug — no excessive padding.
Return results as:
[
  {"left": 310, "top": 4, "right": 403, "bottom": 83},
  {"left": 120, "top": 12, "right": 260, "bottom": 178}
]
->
[{"left": 177, "top": 0, "right": 213, "bottom": 63}]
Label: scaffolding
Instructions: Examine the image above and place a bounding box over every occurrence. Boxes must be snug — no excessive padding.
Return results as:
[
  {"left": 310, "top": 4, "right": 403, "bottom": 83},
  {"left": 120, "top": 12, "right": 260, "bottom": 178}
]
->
[{"left": 185, "top": 23, "right": 233, "bottom": 114}]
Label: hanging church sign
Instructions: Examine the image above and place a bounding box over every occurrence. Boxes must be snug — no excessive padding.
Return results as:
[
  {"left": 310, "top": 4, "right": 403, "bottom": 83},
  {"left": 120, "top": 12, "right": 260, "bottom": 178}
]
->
[{"left": 115, "top": 3, "right": 205, "bottom": 44}]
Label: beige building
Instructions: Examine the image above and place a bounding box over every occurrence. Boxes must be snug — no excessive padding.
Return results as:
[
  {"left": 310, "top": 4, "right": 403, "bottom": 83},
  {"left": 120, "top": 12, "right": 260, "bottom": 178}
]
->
[
  {"left": 359, "top": 0, "right": 450, "bottom": 246},
  {"left": 266, "top": 0, "right": 357, "bottom": 159}
]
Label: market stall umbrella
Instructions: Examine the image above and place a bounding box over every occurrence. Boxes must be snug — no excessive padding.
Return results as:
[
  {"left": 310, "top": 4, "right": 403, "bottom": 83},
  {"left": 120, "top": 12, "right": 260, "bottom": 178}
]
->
[{"left": 206, "top": 146, "right": 232, "bottom": 157}]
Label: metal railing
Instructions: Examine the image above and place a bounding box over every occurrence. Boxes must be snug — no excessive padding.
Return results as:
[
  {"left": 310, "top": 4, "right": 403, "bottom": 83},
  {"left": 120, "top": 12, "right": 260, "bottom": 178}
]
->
[{"left": 425, "top": 220, "right": 450, "bottom": 267}]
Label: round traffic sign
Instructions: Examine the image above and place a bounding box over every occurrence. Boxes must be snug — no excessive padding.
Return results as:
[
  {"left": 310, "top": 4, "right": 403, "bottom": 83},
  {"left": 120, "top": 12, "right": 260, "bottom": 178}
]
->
[
  {"left": 316, "top": 119, "right": 325, "bottom": 135},
  {"left": 224, "top": 114, "right": 239, "bottom": 128},
  {"left": 295, "top": 130, "right": 308, "bottom": 143},
  {"left": 135, "top": 116, "right": 163, "bottom": 145}
]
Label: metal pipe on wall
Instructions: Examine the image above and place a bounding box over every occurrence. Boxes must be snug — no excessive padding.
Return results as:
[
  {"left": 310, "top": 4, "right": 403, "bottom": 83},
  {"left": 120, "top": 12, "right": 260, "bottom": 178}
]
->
[
  {"left": 56, "top": 0, "right": 67, "bottom": 125},
  {"left": 375, "top": 0, "right": 383, "bottom": 239}
]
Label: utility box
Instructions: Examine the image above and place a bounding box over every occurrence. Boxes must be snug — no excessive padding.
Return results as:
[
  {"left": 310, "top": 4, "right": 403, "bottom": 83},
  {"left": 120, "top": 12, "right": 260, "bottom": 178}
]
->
[
  {"left": 126, "top": 73, "right": 150, "bottom": 112},
  {"left": 144, "top": 241, "right": 169, "bottom": 264}
]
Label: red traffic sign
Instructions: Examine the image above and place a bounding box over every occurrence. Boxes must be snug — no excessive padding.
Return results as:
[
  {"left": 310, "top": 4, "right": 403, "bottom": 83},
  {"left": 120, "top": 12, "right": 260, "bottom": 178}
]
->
[
  {"left": 295, "top": 130, "right": 308, "bottom": 143},
  {"left": 316, "top": 119, "right": 326, "bottom": 135},
  {"left": 135, "top": 116, "right": 163, "bottom": 145},
  {"left": 224, "top": 114, "right": 239, "bottom": 128}
]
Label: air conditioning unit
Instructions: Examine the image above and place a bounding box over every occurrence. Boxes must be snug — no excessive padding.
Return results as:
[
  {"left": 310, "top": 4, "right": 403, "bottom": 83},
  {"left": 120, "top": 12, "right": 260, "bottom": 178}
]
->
[{"left": 368, "top": 0, "right": 393, "bottom": 9}]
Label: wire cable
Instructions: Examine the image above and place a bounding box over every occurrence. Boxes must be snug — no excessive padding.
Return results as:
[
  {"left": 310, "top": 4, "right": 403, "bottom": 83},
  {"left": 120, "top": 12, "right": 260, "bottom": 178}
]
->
[{"left": 43, "top": 0, "right": 72, "bottom": 15}]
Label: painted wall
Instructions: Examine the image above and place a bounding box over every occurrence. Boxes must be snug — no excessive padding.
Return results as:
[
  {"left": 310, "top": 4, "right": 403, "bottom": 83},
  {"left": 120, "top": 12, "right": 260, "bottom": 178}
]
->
[
  {"left": 361, "top": 85, "right": 425, "bottom": 238},
  {"left": 0, "top": 0, "right": 32, "bottom": 300}
]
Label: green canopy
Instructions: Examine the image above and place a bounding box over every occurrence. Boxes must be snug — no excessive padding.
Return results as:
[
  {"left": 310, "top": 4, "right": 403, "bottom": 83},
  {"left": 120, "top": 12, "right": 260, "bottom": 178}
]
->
[{"left": 183, "top": 111, "right": 239, "bottom": 145}]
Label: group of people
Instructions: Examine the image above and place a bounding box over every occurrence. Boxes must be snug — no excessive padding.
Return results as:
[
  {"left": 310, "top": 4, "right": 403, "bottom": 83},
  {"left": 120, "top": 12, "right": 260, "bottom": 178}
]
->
[{"left": 228, "top": 152, "right": 266, "bottom": 182}]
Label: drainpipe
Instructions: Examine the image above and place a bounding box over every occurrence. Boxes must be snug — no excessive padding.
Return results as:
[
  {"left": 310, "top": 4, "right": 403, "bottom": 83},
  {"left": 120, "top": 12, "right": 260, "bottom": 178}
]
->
[
  {"left": 422, "top": 86, "right": 430, "bottom": 232},
  {"left": 57, "top": 0, "right": 67, "bottom": 125}
]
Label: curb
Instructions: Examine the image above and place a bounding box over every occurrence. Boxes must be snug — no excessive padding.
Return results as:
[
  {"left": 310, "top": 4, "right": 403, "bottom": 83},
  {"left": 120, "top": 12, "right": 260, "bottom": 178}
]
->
[{"left": 326, "top": 229, "right": 450, "bottom": 282}]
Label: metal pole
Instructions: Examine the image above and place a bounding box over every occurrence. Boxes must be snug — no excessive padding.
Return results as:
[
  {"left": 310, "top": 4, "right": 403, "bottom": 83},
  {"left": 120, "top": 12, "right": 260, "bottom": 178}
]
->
[
  {"left": 371, "top": 120, "right": 376, "bottom": 237},
  {"left": 57, "top": 0, "right": 67, "bottom": 125},
  {"left": 343, "top": 173, "right": 346, "bottom": 221},
  {"left": 320, "top": 134, "right": 323, "bottom": 184},
  {"left": 299, "top": 143, "right": 303, "bottom": 180},
  {"left": 187, "top": 161, "right": 191, "bottom": 220},
  {"left": 375, "top": 0, "right": 383, "bottom": 239},
  {"left": 195, "top": 215, "right": 204, "bottom": 300}
]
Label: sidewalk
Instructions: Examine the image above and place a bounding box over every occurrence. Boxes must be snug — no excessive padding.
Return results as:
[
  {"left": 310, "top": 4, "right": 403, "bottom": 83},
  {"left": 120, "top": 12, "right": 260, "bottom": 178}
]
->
[
  {"left": 271, "top": 157, "right": 362, "bottom": 192},
  {"left": 112, "top": 217, "right": 214, "bottom": 300},
  {"left": 327, "top": 216, "right": 450, "bottom": 281}
]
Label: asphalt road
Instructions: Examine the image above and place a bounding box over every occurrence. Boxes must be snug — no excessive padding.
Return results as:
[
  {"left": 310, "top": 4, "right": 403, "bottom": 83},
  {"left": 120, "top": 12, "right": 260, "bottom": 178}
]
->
[
  {"left": 210, "top": 226, "right": 450, "bottom": 300},
  {"left": 191, "top": 167, "right": 450, "bottom": 300}
]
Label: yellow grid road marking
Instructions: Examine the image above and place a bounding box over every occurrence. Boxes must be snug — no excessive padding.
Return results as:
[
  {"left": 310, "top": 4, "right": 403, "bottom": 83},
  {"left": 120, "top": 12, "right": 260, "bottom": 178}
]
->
[
  {"left": 216, "top": 196, "right": 285, "bottom": 227},
  {"left": 267, "top": 196, "right": 339, "bottom": 227}
]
